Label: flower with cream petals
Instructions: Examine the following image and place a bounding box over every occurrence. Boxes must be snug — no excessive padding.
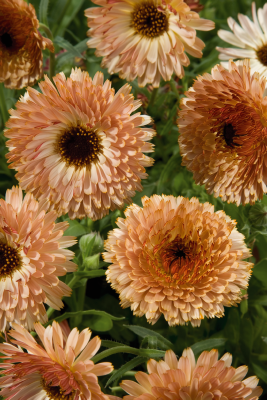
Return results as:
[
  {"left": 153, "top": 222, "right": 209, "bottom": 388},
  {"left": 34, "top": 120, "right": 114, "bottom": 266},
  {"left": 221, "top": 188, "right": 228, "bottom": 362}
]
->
[
  {"left": 104, "top": 195, "right": 252, "bottom": 327},
  {"left": 5, "top": 68, "right": 155, "bottom": 221},
  {"left": 120, "top": 348, "right": 262, "bottom": 400},
  {"left": 217, "top": 2, "right": 267, "bottom": 80},
  {"left": 85, "top": 0, "right": 214, "bottom": 88},
  {"left": 0, "top": 0, "right": 54, "bottom": 89},
  {"left": 0, "top": 186, "right": 76, "bottom": 331},
  {"left": 0, "top": 321, "right": 113, "bottom": 400},
  {"left": 178, "top": 60, "right": 267, "bottom": 206}
]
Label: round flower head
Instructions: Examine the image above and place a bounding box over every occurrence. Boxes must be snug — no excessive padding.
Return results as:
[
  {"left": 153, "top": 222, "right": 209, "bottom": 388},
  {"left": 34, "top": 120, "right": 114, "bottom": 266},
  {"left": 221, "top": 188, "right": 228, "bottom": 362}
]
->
[
  {"left": 85, "top": 0, "right": 214, "bottom": 88},
  {"left": 0, "top": 0, "right": 54, "bottom": 89},
  {"left": 217, "top": 2, "right": 267, "bottom": 79},
  {"left": 104, "top": 195, "right": 252, "bottom": 327},
  {"left": 0, "top": 321, "right": 113, "bottom": 400},
  {"left": 0, "top": 186, "right": 76, "bottom": 331},
  {"left": 5, "top": 68, "right": 155, "bottom": 220},
  {"left": 178, "top": 60, "right": 267, "bottom": 206},
  {"left": 120, "top": 348, "right": 262, "bottom": 400}
]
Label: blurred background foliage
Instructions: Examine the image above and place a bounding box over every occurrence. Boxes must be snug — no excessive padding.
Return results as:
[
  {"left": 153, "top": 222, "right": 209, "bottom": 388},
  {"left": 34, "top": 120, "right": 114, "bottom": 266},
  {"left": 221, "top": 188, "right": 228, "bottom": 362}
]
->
[{"left": 1, "top": 0, "right": 267, "bottom": 398}]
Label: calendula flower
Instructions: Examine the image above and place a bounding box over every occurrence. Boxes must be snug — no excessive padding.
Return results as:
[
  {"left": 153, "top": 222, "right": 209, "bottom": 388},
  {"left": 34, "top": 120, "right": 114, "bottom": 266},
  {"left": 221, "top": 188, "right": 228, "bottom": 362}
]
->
[
  {"left": 85, "top": 0, "right": 214, "bottom": 88},
  {"left": 0, "top": 0, "right": 54, "bottom": 89},
  {"left": 121, "top": 348, "right": 262, "bottom": 400},
  {"left": 104, "top": 195, "right": 252, "bottom": 327},
  {"left": 184, "top": 0, "right": 204, "bottom": 12},
  {"left": 0, "top": 321, "right": 113, "bottom": 400},
  {"left": 5, "top": 68, "right": 155, "bottom": 220},
  {"left": 0, "top": 186, "right": 76, "bottom": 331},
  {"left": 217, "top": 2, "right": 267, "bottom": 79},
  {"left": 178, "top": 60, "right": 267, "bottom": 206}
]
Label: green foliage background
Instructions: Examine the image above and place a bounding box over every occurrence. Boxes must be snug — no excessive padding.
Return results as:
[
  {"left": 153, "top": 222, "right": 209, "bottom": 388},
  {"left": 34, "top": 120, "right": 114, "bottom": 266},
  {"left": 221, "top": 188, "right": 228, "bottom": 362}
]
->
[{"left": 1, "top": 0, "right": 267, "bottom": 398}]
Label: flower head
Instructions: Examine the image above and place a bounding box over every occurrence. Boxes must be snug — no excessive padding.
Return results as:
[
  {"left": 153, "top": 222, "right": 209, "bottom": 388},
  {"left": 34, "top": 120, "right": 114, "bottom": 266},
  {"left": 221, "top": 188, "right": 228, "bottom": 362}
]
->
[
  {"left": 121, "top": 348, "right": 262, "bottom": 400},
  {"left": 104, "top": 195, "right": 252, "bottom": 327},
  {"left": 85, "top": 0, "right": 214, "bottom": 88},
  {"left": 0, "top": 186, "right": 76, "bottom": 331},
  {"left": 5, "top": 68, "right": 155, "bottom": 220},
  {"left": 178, "top": 60, "right": 267, "bottom": 206},
  {"left": 0, "top": 0, "right": 54, "bottom": 89},
  {"left": 0, "top": 321, "right": 113, "bottom": 400},
  {"left": 217, "top": 2, "right": 267, "bottom": 80}
]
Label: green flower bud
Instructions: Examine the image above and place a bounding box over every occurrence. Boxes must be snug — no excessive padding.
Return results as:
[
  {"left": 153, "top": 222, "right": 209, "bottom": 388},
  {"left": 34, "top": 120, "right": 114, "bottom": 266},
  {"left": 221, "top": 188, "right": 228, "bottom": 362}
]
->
[
  {"left": 79, "top": 232, "right": 103, "bottom": 257},
  {"left": 83, "top": 253, "right": 100, "bottom": 270},
  {"left": 248, "top": 203, "right": 267, "bottom": 227}
]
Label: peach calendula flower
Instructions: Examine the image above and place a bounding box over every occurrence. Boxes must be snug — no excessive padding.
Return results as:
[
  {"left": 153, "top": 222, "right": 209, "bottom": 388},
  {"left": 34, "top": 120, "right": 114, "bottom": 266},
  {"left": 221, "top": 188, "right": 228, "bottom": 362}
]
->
[
  {"left": 217, "top": 2, "right": 267, "bottom": 79},
  {"left": 0, "top": 321, "right": 113, "bottom": 400},
  {"left": 178, "top": 59, "right": 267, "bottom": 206},
  {"left": 104, "top": 195, "right": 252, "bottom": 327},
  {"left": 120, "top": 348, "right": 262, "bottom": 400},
  {"left": 85, "top": 0, "right": 214, "bottom": 88},
  {"left": 0, "top": 186, "right": 76, "bottom": 331},
  {"left": 5, "top": 68, "right": 155, "bottom": 220},
  {"left": 0, "top": 0, "right": 54, "bottom": 89}
]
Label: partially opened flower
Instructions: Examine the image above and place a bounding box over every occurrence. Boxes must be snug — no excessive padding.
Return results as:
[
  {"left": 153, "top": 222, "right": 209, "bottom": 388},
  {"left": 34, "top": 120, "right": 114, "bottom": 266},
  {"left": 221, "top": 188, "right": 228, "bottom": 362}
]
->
[
  {"left": 178, "top": 60, "right": 267, "bottom": 205},
  {"left": 5, "top": 68, "right": 155, "bottom": 220},
  {"left": 85, "top": 0, "right": 214, "bottom": 88},
  {"left": 0, "top": 0, "right": 54, "bottom": 89},
  {"left": 104, "top": 195, "right": 252, "bottom": 327},
  {"left": 217, "top": 2, "right": 267, "bottom": 79},
  {"left": 121, "top": 348, "right": 262, "bottom": 400},
  {"left": 0, "top": 321, "right": 113, "bottom": 400},
  {"left": 0, "top": 186, "right": 76, "bottom": 331}
]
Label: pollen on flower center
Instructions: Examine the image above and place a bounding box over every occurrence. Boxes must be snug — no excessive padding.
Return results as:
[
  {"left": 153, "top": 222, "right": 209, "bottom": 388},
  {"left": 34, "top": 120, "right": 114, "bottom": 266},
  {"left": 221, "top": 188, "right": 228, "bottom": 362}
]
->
[
  {"left": 257, "top": 44, "right": 267, "bottom": 66},
  {"left": 0, "top": 242, "right": 22, "bottom": 279},
  {"left": 42, "top": 381, "right": 75, "bottom": 400},
  {"left": 1, "top": 32, "right": 13, "bottom": 48},
  {"left": 132, "top": 1, "right": 169, "bottom": 38},
  {"left": 57, "top": 125, "right": 103, "bottom": 168}
]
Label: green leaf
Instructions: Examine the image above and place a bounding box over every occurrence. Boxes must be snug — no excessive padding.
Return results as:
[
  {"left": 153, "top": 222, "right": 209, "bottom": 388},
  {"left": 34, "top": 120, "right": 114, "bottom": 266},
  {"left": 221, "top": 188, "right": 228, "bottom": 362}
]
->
[
  {"left": 64, "top": 220, "right": 87, "bottom": 237},
  {"left": 157, "top": 152, "right": 181, "bottom": 195},
  {"left": 56, "top": 39, "right": 88, "bottom": 68},
  {"left": 124, "top": 325, "right": 173, "bottom": 350},
  {"left": 252, "top": 259, "right": 267, "bottom": 287},
  {"left": 39, "top": 0, "right": 49, "bottom": 25},
  {"left": 191, "top": 338, "right": 227, "bottom": 357},
  {"left": 46, "top": 310, "right": 124, "bottom": 326},
  {"left": 92, "top": 346, "right": 165, "bottom": 363},
  {"left": 101, "top": 340, "right": 125, "bottom": 348},
  {"left": 252, "top": 363, "right": 267, "bottom": 384},
  {"left": 87, "top": 315, "right": 113, "bottom": 332},
  {"left": 161, "top": 104, "right": 178, "bottom": 137},
  {"left": 141, "top": 336, "right": 158, "bottom": 349},
  {"left": 74, "top": 269, "right": 105, "bottom": 278},
  {"left": 240, "top": 318, "right": 254, "bottom": 362},
  {"left": 105, "top": 356, "right": 147, "bottom": 387},
  {"left": 54, "top": 36, "right": 86, "bottom": 59}
]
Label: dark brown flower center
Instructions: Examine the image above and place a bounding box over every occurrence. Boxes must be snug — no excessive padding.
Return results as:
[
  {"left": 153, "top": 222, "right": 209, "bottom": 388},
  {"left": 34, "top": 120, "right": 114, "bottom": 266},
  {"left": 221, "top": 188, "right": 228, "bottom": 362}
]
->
[
  {"left": 57, "top": 125, "right": 103, "bottom": 168},
  {"left": 1, "top": 32, "right": 13, "bottom": 48},
  {"left": 43, "top": 382, "right": 75, "bottom": 400},
  {"left": 257, "top": 44, "right": 267, "bottom": 66},
  {"left": 132, "top": 1, "right": 168, "bottom": 37},
  {"left": 223, "top": 123, "right": 241, "bottom": 148},
  {"left": 0, "top": 242, "right": 22, "bottom": 279},
  {"left": 161, "top": 239, "right": 191, "bottom": 276}
]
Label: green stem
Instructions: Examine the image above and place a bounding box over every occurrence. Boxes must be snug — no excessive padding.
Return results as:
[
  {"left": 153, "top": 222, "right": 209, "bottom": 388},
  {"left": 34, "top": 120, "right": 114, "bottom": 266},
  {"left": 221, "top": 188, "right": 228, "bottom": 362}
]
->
[
  {"left": 169, "top": 79, "right": 180, "bottom": 98},
  {"left": 73, "top": 285, "right": 86, "bottom": 327},
  {"left": 39, "top": 23, "right": 56, "bottom": 79},
  {"left": 52, "top": 0, "right": 72, "bottom": 37},
  {"left": 0, "top": 84, "right": 9, "bottom": 127},
  {"left": 149, "top": 87, "right": 158, "bottom": 107},
  {"left": 67, "top": 275, "right": 80, "bottom": 289},
  {"left": 92, "top": 346, "right": 165, "bottom": 363},
  {"left": 47, "top": 307, "right": 55, "bottom": 319}
]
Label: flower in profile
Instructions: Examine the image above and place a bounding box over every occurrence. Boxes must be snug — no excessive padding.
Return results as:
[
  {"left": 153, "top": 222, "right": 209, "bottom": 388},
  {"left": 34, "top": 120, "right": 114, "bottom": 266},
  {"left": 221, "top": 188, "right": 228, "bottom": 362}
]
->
[
  {"left": 5, "top": 68, "right": 155, "bottom": 220},
  {"left": 0, "top": 321, "right": 113, "bottom": 400},
  {"left": 0, "top": 186, "right": 76, "bottom": 331},
  {"left": 184, "top": 0, "right": 204, "bottom": 12},
  {"left": 0, "top": 0, "right": 54, "bottom": 89},
  {"left": 121, "top": 348, "right": 262, "bottom": 400},
  {"left": 104, "top": 195, "right": 252, "bottom": 327},
  {"left": 85, "top": 0, "right": 214, "bottom": 88},
  {"left": 217, "top": 2, "right": 267, "bottom": 79},
  {"left": 178, "top": 60, "right": 267, "bottom": 206}
]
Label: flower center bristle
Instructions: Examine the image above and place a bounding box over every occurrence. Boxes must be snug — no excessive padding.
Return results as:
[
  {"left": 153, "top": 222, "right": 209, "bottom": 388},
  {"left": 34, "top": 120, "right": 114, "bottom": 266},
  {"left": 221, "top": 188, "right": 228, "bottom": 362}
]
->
[
  {"left": 257, "top": 44, "right": 267, "bottom": 66},
  {"left": 43, "top": 382, "right": 75, "bottom": 400},
  {"left": 0, "top": 242, "right": 22, "bottom": 279},
  {"left": 1, "top": 32, "right": 13, "bottom": 48},
  {"left": 223, "top": 123, "right": 241, "bottom": 148},
  {"left": 132, "top": 1, "right": 168, "bottom": 37},
  {"left": 161, "top": 239, "right": 190, "bottom": 277},
  {"left": 57, "top": 125, "right": 103, "bottom": 168}
]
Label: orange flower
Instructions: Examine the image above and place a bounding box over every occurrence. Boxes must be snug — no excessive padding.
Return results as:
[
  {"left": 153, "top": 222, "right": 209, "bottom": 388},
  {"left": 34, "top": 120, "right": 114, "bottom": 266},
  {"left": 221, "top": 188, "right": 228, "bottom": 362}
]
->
[
  {"left": 0, "top": 186, "right": 76, "bottom": 331},
  {"left": 85, "top": 0, "right": 214, "bottom": 88},
  {"left": 104, "top": 195, "right": 252, "bottom": 327},
  {"left": 178, "top": 60, "right": 267, "bottom": 206},
  {"left": 121, "top": 348, "right": 262, "bottom": 400},
  {"left": 0, "top": 0, "right": 54, "bottom": 89},
  {"left": 5, "top": 68, "right": 155, "bottom": 220},
  {"left": 0, "top": 321, "right": 113, "bottom": 400}
]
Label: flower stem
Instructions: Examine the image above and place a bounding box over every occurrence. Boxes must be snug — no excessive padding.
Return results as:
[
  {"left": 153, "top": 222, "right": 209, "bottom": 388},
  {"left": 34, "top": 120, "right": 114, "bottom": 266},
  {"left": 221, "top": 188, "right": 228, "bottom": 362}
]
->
[
  {"left": 169, "top": 79, "right": 180, "bottom": 98},
  {"left": 0, "top": 84, "right": 9, "bottom": 127},
  {"left": 149, "top": 87, "right": 159, "bottom": 107},
  {"left": 39, "top": 23, "right": 56, "bottom": 79},
  {"left": 47, "top": 307, "right": 55, "bottom": 319}
]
